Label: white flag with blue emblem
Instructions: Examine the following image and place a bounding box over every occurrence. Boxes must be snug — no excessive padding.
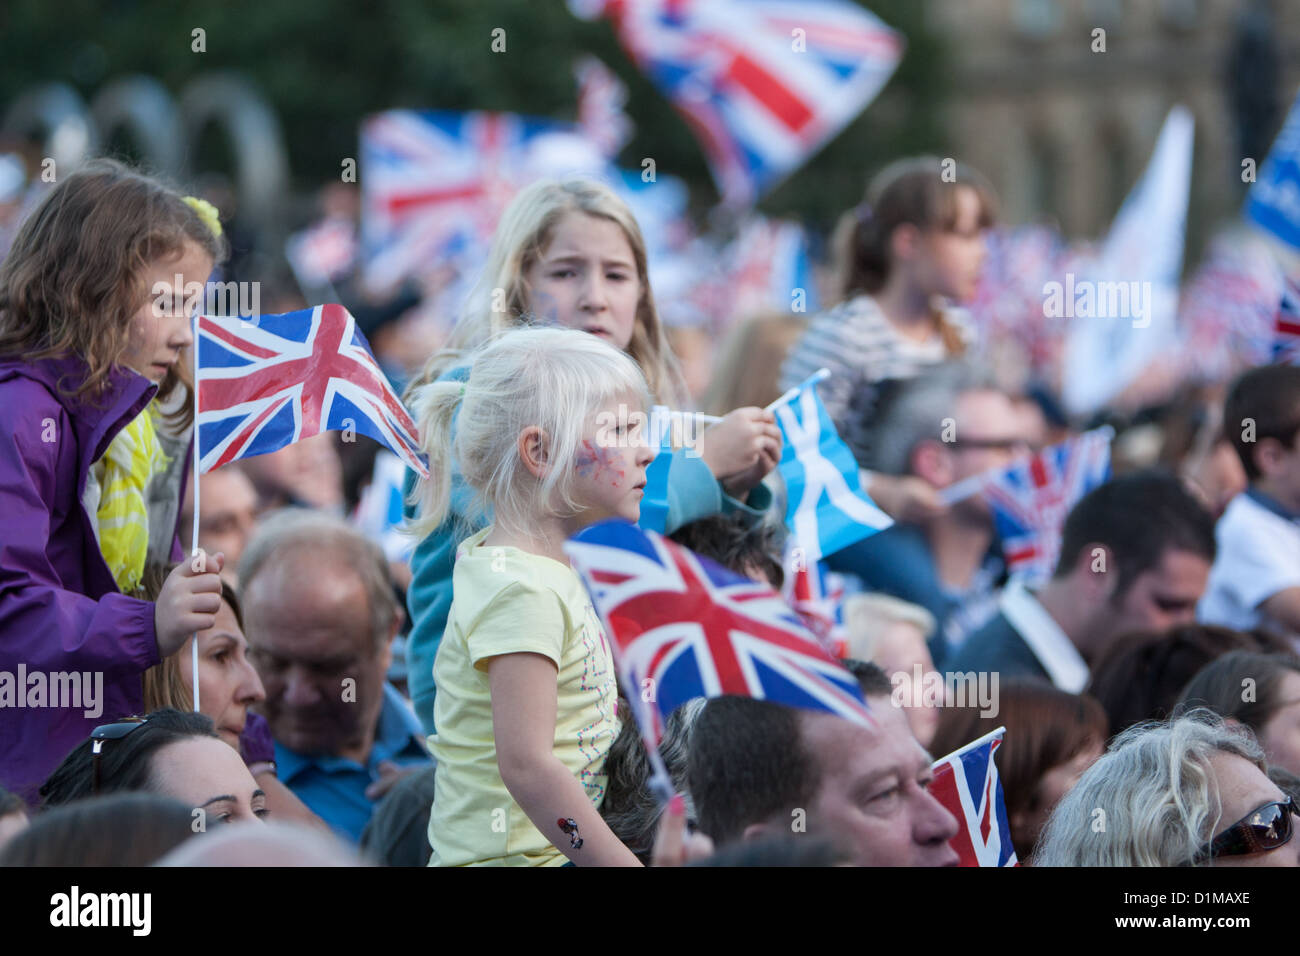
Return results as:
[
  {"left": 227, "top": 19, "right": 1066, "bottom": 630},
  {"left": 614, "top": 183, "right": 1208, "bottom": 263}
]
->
[{"left": 774, "top": 374, "right": 892, "bottom": 563}]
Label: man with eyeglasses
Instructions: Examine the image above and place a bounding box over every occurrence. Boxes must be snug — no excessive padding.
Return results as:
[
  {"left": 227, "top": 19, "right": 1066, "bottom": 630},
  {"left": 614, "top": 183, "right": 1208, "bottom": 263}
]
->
[
  {"left": 828, "top": 363, "right": 1028, "bottom": 667},
  {"left": 950, "top": 471, "right": 1216, "bottom": 692}
]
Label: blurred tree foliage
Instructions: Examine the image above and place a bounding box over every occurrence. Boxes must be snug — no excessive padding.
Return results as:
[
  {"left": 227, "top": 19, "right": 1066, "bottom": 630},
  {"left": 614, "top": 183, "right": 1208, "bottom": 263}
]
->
[{"left": 0, "top": 0, "right": 949, "bottom": 231}]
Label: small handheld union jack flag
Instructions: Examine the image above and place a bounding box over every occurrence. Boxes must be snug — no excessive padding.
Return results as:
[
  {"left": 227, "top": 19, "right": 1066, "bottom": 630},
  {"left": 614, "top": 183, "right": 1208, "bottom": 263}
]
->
[
  {"left": 1273, "top": 277, "right": 1300, "bottom": 364},
  {"left": 564, "top": 519, "right": 872, "bottom": 757},
  {"left": 930, "top": 727, "right": 1018, "bottom": 867},
  {"left": 983, "top": 427, "right": 1112, "bottom": 584},
  {"left": 195, "top": 304, "right": 428, "bottom": 477}
]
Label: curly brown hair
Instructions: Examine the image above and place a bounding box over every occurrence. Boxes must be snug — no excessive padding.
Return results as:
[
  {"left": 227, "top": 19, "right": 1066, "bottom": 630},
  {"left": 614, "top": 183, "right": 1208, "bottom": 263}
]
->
[{"left": 0, "top": 158, "right": 227, "bottom": 425}]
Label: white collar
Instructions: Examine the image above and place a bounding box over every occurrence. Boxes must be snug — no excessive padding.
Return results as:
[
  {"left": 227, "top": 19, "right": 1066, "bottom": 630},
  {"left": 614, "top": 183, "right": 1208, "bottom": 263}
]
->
[{"left": 998, "top": 578, "right": 1089, "bottom": 692}]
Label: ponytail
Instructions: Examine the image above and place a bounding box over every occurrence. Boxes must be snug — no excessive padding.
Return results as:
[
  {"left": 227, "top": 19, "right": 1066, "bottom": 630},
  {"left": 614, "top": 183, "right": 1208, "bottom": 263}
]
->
[{"left": 407, "top": 379, "right": 468, "bottom": 539}]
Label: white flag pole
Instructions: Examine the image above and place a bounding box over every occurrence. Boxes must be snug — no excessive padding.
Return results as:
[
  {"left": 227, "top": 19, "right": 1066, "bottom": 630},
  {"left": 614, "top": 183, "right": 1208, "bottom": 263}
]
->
[
  {"left": 190, "top": 313, "right": 201, "bottom": 713},
  {"left": 765, "top": 367, "right": 830, "bottom": 413}
]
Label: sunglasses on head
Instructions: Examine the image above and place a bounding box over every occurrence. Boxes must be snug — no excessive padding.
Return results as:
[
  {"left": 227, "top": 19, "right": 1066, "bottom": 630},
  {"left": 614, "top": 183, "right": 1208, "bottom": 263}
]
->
[
  {"left": 1192, "top": 797, "right": 1298, "bottom": 864},
  {"left": 89, "top": 716, "right": 148, "bottom": 796}
]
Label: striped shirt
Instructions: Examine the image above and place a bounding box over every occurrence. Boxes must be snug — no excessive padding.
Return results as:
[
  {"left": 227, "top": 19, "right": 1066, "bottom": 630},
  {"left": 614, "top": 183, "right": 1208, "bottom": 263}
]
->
[{"left": 780, "top": 294, "right": 972, "bottom": 466}]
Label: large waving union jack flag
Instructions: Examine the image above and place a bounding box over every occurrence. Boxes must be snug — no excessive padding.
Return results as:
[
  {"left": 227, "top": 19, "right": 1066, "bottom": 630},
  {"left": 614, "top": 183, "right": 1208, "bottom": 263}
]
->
[
  {"left": 196, "top": 305, "right": 428, "bottom": 477},
  {"left": 361, "top": 109, "right": 602, "bottom": 289},
  {"left": 571, "top": 0, "right": 903, "bottom": 206},
  {"left": 983, "top": 427, "right": 1112, "bottom": 584},
  {"left": 565, "top": 519, "right": 872, "bottom": 747},
  {"left": 930, "top": 728, "right": 1018, "bottom": 867}
]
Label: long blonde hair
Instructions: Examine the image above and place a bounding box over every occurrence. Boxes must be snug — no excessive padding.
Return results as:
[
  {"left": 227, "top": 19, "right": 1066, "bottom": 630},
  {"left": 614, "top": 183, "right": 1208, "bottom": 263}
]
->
[
  {"left": 407, "top": 178, "right": 686, "bottom": 407},
  {"left": 408, "top": 326, "right": 649, "bottom": 540}
]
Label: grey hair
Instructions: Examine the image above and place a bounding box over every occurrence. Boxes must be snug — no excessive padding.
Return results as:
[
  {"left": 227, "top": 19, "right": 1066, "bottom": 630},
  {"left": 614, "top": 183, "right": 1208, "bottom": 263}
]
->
[
  {"left": 600, "top": 697, "right": 707, "bottom": 859},
  {"left": 865, "top": 361, "right": 998, "bottom": 476},
  {"left": 1032, "top": 710, "right": 1267, "bottom": 867},
  {"left": 841, "top": 592, "right": 936, "bottom": 662},
  {"left": 237, "top": 508, "right": 401, "bottom": 652}
]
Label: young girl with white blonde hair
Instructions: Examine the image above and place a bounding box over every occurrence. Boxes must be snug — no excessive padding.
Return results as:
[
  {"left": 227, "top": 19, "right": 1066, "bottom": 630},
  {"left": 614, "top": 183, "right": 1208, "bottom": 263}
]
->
[
  {"left": 403, "top": 178, "right": 782, "bottom": 735},
  {"left": 412, "top": 325, "right": 652, "bottom": 866}
]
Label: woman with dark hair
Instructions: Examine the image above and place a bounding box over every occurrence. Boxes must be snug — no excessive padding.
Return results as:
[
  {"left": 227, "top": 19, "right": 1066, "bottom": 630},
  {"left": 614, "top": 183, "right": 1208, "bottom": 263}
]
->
[
  {"left": 40, "top": 708, "right": 267, "bottom": 825},
  {"left": 1086, "top": 624, "right": 1291, "bottom": 738},
  {"left": 0, "top": 792, "right": 197, "bottom": 866},
  {"left": 930, "top": 679, "right": 1108, "bottom": 861},
  {"left": 134, "top": 563, "right": 321, "bottom": 828},
  {"left": 1179, "top": 651, "right": 1300, "bottom": 777}
]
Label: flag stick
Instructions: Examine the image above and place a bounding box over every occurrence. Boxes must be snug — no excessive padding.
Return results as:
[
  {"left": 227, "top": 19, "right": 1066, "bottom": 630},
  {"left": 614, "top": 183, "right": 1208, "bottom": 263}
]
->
[
  {"left": 190, "top": 314, "right": 201, "bottom": 713},
  {"left": 936, "top": 426, "right": 1116, "bottom": 507},
  {"left": 932, "top": 725, "right": 1008, "bottom": 768},
  {"left": 765, "top": 367, "right": 830, "bottom": 413}
]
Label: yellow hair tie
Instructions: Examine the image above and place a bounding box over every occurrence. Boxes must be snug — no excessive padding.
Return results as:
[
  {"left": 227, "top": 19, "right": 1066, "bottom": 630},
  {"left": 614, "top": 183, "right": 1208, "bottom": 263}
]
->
[{"left": 182, "top": 195, "right": 223, "bottom": 239}]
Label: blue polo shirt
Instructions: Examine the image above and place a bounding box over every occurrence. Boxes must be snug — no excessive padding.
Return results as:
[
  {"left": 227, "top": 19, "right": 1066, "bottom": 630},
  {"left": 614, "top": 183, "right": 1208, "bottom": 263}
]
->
[{"left": 274, "top": 682, "right": 433, "bottom": 843}]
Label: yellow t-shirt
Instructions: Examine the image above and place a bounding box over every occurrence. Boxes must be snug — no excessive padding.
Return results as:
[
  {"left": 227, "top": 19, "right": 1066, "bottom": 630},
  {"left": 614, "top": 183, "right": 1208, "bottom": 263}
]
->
[{"left": 427, "top": 526, "right": 620, "bottom": 866}]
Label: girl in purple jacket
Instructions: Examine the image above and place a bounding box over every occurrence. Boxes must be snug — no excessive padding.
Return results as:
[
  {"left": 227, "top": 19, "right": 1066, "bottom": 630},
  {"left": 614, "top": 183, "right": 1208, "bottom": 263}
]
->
[{"left": 0, "top": 159, "right": 228, "bottom": 804}]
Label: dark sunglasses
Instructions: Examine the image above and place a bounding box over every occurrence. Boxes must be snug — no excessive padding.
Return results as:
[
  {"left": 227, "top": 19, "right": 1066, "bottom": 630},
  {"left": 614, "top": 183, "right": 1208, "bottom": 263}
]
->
[
  {"left": 1192, "top": 797, "right": 1298, "bottom": 864},
  {"left": 90, "top": 716, "right": 148, "bottom": 795}
]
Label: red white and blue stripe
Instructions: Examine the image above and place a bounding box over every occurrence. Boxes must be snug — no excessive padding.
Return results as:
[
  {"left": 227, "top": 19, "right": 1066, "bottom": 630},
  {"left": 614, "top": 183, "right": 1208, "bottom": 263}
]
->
[
  {"left": 196, "top": 305, "right": 428, "bottom": 477},
  {"left": 571, "top": 0, "right": 904, "bottom": 206},
  {"left": 565, "top": 519, "right": 873, "bottom": 747},
  {"left": 1273, "top": 276, "right": 1300, "bottom": 364},
  {"left": 930, "top": 727, "right": 1018, "bottom": 868},
  {"left": 983, "top": 428, "right": 1112, "bottom": 584},
  {"left": 360, "top": 109, "right": 585, "bottom": 289}
]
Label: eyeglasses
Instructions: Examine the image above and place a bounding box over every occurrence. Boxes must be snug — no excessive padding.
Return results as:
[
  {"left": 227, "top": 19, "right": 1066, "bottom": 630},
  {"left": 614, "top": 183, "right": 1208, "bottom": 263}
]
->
[
  {"left": 1192, "top": 797, "right": 1298, "bottom": 864},
  {"left": 90, "top": 716, "right": 148, "bottom": 795},
  {"left": 947, "top": 437, "right": 1032, "bottom": 452}
]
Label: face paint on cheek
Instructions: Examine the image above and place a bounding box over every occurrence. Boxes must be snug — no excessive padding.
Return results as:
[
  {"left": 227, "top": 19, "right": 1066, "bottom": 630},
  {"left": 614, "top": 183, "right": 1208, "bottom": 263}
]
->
[{"left": 576, "top": 439, "right": 626, "bottom": 487}]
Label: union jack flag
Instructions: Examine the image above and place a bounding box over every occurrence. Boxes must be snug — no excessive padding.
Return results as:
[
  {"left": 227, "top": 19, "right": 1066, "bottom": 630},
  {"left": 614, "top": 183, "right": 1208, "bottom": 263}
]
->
[
  {"left": 930, "top": 727, "right": 1018, "bottom": 867},
  {"left": 575, "top": 55, "right": 634, "bottom": 158},
  {"left": 360, "top": 109, "right": 602, "bottom": 289},
  {"left": 1273, "top": 277, "right": 1300, "bottom": 364},
  {"left": 564, "top": 519, "right": 872, "bottom": 748},
  {"left": 285, "top": 217, "right": 358, "bottom": 291},
  {"left": 983, "top": 427, "right": 1112, "bottom": 584},
  {"left": 782, "top": 541, "right": 848, "bottom": 657},
  {"left": 571, "top": 0, "right": 903, "bottom": 206},
  {"left": 196, "top": 305, "right": 428, "bottom": 477}
]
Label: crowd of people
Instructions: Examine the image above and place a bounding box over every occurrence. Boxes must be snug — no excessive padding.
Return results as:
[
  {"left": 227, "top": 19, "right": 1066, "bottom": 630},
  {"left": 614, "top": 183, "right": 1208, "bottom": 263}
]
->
[{"left": 1, "top": 153, "right": 1299, "bottom": 870}]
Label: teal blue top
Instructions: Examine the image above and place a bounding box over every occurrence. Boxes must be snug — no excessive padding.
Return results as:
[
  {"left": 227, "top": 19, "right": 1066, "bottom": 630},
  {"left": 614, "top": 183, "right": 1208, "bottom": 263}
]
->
[{"left": 402, "top": 365, "right": 772, "bottom": 735}]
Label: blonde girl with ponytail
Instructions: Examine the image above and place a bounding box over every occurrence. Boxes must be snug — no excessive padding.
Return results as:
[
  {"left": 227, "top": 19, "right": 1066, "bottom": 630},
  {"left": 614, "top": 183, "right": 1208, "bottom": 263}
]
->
[
  {"left": 403, "top": 178, "right": 782, "bottom": 735},
  {"left": 412, "top": 326, "right": 652, "bottom": 866}
]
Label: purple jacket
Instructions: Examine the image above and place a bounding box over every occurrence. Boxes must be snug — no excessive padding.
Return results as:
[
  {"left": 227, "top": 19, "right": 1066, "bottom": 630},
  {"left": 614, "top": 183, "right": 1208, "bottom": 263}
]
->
[{"left": 0, "top": 354, "right": 188, "bottom": 805}]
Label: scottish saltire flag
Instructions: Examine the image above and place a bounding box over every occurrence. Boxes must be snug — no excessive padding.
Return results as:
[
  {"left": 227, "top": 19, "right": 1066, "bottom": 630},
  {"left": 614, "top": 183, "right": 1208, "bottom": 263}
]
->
[
  {"left": 983, "top": 428, "right": 1112, "bottom": 584},
  {"left": 775, "top": 377, "right": 892, "bottom": 563},
  {"left": 637, "top": 405, "right": 676, "bottom": 533},
  {"left": 196, "top": 305, "right": 428, "bottom": 477},
  {"left": 1274, "top": 277, "right": 1300, "bottom": 364},
  {"left": 360, "top": 109, "right": 605, "bottom": 289},
  {"left": 1062, "top": 106, "right": 1193, "bottom": 415},
  {"left": 930, "top": 727, "right": 1018, "bottom": 868},
  {"left": 570, "top": 0, "right": 903, "bottom": 206},
  {"left": 565, "top": 519, "right": 873, "bottom": 748},
  {"left": 1246, "top": 86, "right": 1300, "bottom": 251}
]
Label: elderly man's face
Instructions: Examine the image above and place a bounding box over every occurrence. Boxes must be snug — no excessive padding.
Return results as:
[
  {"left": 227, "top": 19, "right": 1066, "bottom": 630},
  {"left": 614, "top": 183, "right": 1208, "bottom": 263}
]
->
[
  {"left": 800, "top": 699, "right": 960, "bottom": 866},
  {"left": 244, "top": 548, "right": 391, "bottom": 758}
]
